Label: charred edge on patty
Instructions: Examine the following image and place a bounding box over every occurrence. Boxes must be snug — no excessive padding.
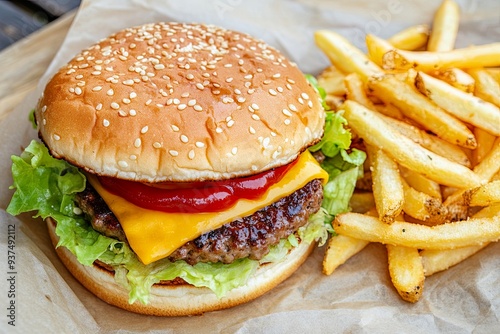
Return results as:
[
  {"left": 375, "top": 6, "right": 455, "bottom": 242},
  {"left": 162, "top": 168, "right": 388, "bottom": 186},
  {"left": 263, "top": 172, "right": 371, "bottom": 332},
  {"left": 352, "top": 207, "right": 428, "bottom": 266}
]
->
[{"left": 75, "top": 179, "right": 323, "bottom": 265}]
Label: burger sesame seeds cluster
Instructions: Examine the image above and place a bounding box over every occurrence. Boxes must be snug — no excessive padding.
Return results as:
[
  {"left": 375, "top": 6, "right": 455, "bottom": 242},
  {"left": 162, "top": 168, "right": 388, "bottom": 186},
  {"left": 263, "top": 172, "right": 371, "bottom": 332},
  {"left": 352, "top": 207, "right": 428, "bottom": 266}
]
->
[{"left": 36, "top": 22, "right": 325, "bottom": 182}]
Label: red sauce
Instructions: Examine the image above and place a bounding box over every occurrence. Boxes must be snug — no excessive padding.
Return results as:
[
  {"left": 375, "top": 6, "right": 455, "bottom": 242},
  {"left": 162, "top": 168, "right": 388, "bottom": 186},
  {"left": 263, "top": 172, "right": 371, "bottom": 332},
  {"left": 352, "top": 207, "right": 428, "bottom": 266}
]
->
[{"left": 98, "top": 159, "right": 298, "bottom": 213}]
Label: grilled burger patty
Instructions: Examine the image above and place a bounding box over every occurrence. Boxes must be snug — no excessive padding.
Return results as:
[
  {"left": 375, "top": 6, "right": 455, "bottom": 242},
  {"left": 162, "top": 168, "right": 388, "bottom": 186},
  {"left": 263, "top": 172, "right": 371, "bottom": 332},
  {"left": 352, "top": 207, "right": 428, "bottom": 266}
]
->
[{"left": 75, "top": 179, "right": 323, "bottom": 265}]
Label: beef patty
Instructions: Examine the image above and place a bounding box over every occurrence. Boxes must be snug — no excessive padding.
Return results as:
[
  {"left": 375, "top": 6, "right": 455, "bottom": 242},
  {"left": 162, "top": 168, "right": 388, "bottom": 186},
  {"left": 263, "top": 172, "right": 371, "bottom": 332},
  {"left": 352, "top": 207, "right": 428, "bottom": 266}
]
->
[{"left": 75, "top": 179, "right": 323, "bottom": 265}]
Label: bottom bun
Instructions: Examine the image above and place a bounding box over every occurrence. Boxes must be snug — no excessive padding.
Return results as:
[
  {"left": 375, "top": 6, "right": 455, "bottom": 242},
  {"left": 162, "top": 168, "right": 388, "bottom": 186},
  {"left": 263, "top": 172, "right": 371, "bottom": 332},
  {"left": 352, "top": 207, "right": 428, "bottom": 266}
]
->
[{"left": 47, "top": 217, "right": 315, "bottom": 316}]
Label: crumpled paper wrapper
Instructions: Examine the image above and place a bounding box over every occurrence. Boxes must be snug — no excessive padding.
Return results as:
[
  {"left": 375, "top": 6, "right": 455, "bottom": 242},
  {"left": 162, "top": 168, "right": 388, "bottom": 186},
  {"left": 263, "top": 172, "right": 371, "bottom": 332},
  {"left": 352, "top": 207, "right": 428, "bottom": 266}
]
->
[{"left": 1, "top": 0, "right": 499, "bottom": 332}]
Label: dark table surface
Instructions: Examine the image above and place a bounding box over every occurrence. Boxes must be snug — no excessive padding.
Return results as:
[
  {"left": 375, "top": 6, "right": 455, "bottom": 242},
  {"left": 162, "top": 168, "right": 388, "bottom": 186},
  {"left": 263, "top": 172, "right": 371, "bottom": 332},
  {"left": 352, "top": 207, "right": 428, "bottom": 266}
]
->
[{"left": 0, "top": 0, "right": 80, "bottom": 51}]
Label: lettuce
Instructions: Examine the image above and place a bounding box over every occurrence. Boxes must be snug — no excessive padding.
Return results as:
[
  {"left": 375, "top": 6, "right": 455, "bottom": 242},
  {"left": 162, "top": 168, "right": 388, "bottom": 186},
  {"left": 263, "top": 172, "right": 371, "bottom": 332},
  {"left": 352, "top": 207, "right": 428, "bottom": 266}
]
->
[{"left": 7, "top": 140, "right": 330, "bottom": 304}]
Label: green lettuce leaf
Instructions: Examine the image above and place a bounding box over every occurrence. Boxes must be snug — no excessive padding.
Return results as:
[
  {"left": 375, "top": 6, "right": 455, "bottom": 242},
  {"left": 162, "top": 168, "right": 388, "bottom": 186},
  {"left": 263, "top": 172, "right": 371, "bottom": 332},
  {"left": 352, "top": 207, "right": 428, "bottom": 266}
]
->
[{"left": 7, "top": 140, "right": 330, "bottom": 304}]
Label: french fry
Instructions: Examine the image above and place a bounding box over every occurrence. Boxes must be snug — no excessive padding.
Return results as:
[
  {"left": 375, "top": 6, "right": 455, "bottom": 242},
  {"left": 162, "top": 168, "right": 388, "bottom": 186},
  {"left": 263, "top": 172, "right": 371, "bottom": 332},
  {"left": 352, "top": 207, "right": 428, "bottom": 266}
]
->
[
  {"left": 379, "top": 114, "right": 471, "bottom": 167},
  {"left": 381, "top": 43, "right": 500, "bottom": 72},
  {"left": 463, "top": 180, "right": 500, "bottom": 207},
  {"left": 427, "top": 0, "right": 460, "bottom": 52},
  {"left": 367, "top": 75, "right": 477, "bottom": 149},
  {"left": 344, "top": 73, "right": 376, "bottom": 109},
  {"left": 401, "top": 179, "right": 448, "bottom": 225},
  {"left": 413, "top": 71, "right": 500, "bottom": 136},
  {"left": 421, "top": 204, "right": 500, "bottom": 275},
  {"left": 366, "top": 144, "right": 404, "bottom": 223},
  {"left": 317, "top": 66, "right": 346, "bottom": 96},
  {"left": 349, "top": 191, "right": 375, "bottom": 213},
  {"left": 388, "top": 24, "right": 429, "bottom": 51},
  {"left": 333, "top": 212, "right": 500, "bottom": 250},
  {"left": 372, "top": 103, "right": 406, "bottom": 120},
  {"left": 325, "top": 94, "right": 346, "bottom": 111},
  {"left": 473, "top": 137, "right": 500, "bottom": 181},
  {"left": 467, "top": 68, "right": 500, "bottom": 107},
  {"left": 342, "top": 100, "right": 482, "bottom": 188},
  {"left": 400, "top": 167, "right": 442, "bottom": 200},
  {"left": 314, "top": 30, "right": 384, "bottom": 81},
  {"left": 431, "top": 68, "right": 475, "bottom": 93},
  {"left": 366, "top": 34, "right": 394, "bottom": 68},
  {"left": 472, "top": 128, "right": 496, "bottom": 167},
  {"left": 421, "top": 244, "right": 488, "bottom": 276},
  {"left": 486, "top": 68, "right": 500, "bottom": 83},
  {"left": 322, "top": 235, "right": 370, "bottom": 275},
  {"left": 387, "top": 244, "right": 425, "bottom": 303}
]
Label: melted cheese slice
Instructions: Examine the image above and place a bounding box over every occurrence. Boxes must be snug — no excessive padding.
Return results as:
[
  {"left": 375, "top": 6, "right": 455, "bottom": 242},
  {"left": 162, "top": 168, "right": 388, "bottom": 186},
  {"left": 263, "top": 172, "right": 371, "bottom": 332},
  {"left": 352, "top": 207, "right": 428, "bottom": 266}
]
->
[{"left": 87, "top": 151, "right": 328, "bottom": 265}]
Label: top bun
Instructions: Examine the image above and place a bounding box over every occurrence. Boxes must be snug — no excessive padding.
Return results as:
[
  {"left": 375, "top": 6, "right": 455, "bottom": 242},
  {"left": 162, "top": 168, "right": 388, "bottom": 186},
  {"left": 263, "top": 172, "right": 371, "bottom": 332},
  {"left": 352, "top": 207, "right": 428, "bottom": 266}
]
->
[{"left": 36, "top": 22, "right": 324, "bottom": 182}]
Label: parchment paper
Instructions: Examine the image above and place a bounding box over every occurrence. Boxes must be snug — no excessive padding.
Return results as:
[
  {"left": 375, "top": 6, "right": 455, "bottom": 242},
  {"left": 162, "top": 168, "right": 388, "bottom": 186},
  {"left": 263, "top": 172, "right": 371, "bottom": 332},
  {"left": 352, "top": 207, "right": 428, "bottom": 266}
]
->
[{"left": 1, "top": 1, "right": 499, "bottom": 333}]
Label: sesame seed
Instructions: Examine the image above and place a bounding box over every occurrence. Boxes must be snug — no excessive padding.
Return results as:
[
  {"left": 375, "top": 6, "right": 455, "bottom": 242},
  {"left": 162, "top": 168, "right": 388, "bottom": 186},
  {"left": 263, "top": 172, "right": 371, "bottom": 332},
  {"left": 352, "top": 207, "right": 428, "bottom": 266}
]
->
[
  {"left": 282, "top": 109, "right": 292, "bottom": 117},
  {"left": 287, "top": 78, "right": 295, "bottom": 84},
  {"left": 227, "top": 119, "right": 235, "bottom": 127},
  {"left": 308, "top": 100, "right": 313, "bottom": 108},
  {"left": 41, "top": 105, "right": 47, "bottom": 113},
  {"left": 237, "top": 97, "right": 246, "bottom": 103},
  {"left": 107, "top": 89, "right": 114, "bottom": 96},
  {"left": 96, "top": 103, "right": 103, "bottom": 111},
  {"left": 244, "top": 74, "right": 253, "bottom": 80},
  {"left": 53, "top": 134, "right": 61, "bottom": 141},
  {"left": 153, "top": 142, "right": 162, "bottom": 148},
  {"left": 301, "top": 92, "right": 310, "bottom": 100},
  {"left": 69, "top": 87, "right": 75, "bottom": 93},
  {"left": 93, "top": 86, "right": 102, "bottom": 92},
  {"left": 196, "top": 141, "right": 205, "bottom": 148},
  {"left": 166, "top": 99, "right": 173, "bottom": 106},
  {"left": 269, "top": 89, "right": 277, "bottom": 96},
  {"left": 286, "top": 84, "right": 292, "bottom": 90},
  {"left": 263, "top": 137, "right": 270, "bottom": 148},
  {"left": 277, "top": 86, "right": 283, "bottom": 93},
  {"left": 130, "top": 155, "right": 137, "bottom": 160},
  {"left": 130, "top": 92, "right": 137, "bottom": 99},
  {"left": 123, "top": 79, "right": 134, "bottom": 85},
  {"left": 118, "top": 161, "right": 129, "bottom": 168},
  {"left": 251, "top": 103, "right": 260, "bottom": 110},
  {"left": 129, "top": 109, "right": 137, "bottom": 116},
  {"left": 119, "top": 110, "right": 127, "bottom": 116},
  {"left": 141, "top": 126, "right": 149, "bottom": 134},
  {"left": 273, "top": 73, "right": 281, "bottom": 78},
  {"left": 92, "top": 71, "right": 101, "bottom": 76},
  {"left": 187, "top": 99, "right": 196, "bottom": 106},
  {"left": 289, "top": 104, "right": 298, "bottom": 112},
  {"left": 134, "top": 138, "right": 141, "bottom": 147},
  {"left": 181, "top": 92, "right": 190, "bottom": 98},
  {"left": 171, "top": 125, "right": 180, "bottom": 132},
  {"left": 76, "top": 74, "right": 83, "bottom": 79},
  {"left": 103, "top": 119, "right": 110, "bottom": 127},
  {"left": 180, "top": 135, "right": 188, "bottom": 143},
  {"left": 196, "top": 83, "right": 204, "bottom": 90},
  {"left": 177, "top": 104, "right": 187, "bottom": 111},
  {"left": 212, "top": 90, "right": 221, "bottom": 95},
  {"left": 248, "top": 89, "right": 255, "bottom": 94},
  {"left": 298, "top": 97, "right": 304, "bottom": 104},
  {"left": 284, "top": 119, "right": 291, "bottom": 125},
  {"left": 249, "top": 126, "right": 256, "bottom": 134},
  {"left": 231, "top": 147, "right": 238, "bottom": 155},
  {"left": 234, "top": 89, "right": 241, "bottom": 95},
  {"left": 123, "top": 98, "right": 131, "bottom": 104},
  {"left": 74, "top": 87, "right": 82, "bottom": 95},
  {"left": 194, "top": 105, "right": 203, "bottom": 111},
  {"left": 154, "top": 64, "right": 165, "bottom": 70},
  {"left": 146, "top": 99, "right": 152, "bottom": 105},
  {"left": 111, "top": 102, "right": 120, "bottom": 110},
  {"left": 188, "top": 150, "right": 195, "bottom": 160},
  {"left": 252, "top": 114, "right": 260, "bottom": 121},
  {"left": 226, "top": 77, "right": 234, "bottom": 83}
]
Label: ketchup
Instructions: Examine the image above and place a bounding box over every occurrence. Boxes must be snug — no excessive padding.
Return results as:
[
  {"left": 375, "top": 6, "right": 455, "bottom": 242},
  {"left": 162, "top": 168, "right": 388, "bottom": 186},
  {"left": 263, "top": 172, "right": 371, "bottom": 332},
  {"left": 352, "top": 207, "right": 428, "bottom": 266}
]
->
[{"left": 98, "top": 159, "right": 297, "bottom": 213}]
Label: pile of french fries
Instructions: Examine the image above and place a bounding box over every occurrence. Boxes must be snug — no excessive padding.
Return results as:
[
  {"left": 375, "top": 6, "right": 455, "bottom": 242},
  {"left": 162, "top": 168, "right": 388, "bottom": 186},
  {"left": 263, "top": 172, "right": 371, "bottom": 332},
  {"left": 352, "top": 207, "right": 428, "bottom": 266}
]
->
[{"left": 317, "top": 0, "right": 500, "bottom": 303}]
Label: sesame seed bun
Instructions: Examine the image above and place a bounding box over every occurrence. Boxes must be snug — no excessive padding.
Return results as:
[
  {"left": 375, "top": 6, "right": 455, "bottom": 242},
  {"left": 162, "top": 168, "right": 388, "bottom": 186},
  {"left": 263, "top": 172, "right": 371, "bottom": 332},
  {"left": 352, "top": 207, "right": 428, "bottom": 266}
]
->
[
  {"left": 46, "top": 217, "right": 315, "bottom": 316},
  {"left": 35, "top": 22, "right": 325, "bottom": 182}
]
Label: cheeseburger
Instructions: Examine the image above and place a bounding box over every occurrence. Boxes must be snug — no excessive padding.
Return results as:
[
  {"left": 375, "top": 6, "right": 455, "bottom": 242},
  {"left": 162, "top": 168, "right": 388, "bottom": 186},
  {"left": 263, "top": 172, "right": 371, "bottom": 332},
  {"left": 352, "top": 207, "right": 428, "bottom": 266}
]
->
[{"left": 8, "top": 22, "right": 340, "bottom": 316}]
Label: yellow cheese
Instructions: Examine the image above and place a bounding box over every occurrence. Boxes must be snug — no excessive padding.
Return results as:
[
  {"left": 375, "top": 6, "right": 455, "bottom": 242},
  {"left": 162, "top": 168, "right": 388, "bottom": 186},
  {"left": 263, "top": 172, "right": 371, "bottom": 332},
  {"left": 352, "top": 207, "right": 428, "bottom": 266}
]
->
[{"left": 87, "top": 151, "right": 328, "bottom": 265}]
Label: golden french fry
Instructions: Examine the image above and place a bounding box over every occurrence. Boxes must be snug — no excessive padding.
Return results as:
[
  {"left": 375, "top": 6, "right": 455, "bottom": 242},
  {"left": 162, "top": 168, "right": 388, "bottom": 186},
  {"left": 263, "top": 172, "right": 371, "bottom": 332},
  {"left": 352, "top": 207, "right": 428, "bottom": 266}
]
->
[
  {"left": 322, "top": 235, "right": 370, "bottom": 275},
  {"left": 421, "top": 204, "right": 500, "bottom": 276},
  {"left": 387, "top": 244, "right": 425, "bottom": 303},
  {"left": 366, "top": 34, "right": 394, "bottom": 68},
  {"left": 333, "top": 212, "right": 500, "bottom": 250},
  {"left": 344, "top": 73, "right": 376, "bottom": 110},
  {"left": 486, "top": 68, "right": 500, "bottom": 83},
  {"left": 367, "top": 75, "right": 477, "bottom": 149},
  {"left": 372, "top": 103, "right": 406, "bottom": 120},
  {"left": 467, "top": 68, "right": 500, "bottom": 107},
  {"left": 366, "top": 144, "right": 404, "bottom": 223},
  {"left": 413, "top": 71, "right": 500, "bottom": 136},
  {"left": 349, "top": 192, "right": 375, "bottom": 214},
  {"left": 431, "top": 68, "right": 475, "bottom": 93},
  {"left": 388, "top": 24, "right": 429, "bottom": 51},
  {"left": 325, "top": 94, "right": 346, "bottom": 111},
  {"left": 472, "top": 128, "right": 496, "bottom": 167},
  {"left": 400, "top": 167, "right": 442, "bottom": 200},
  {"left": 473, "top": 137, "right": 500, "bottom": 181},
  {"left": 463, "top": 180, "right": 500, "bottom": 207},
  {"left": 421, "top": 244, "right": 488, "bottom": 276},
  {"left": 382, "top": 43, "right": 500, "bottom": 72},
  {"left": 315, "top": 30, "right": 384, "bottom": 81},
  {"left": 379, "top": 114, "right": 471, "bottom": 167},
  {"left": 317, "top": 66, "right": 346, "bottom": 96},
  {"left": 342, "top": 100, "right": 482, "bottom": 188},
  {"left": 427, "top": 0, "right": 460, "bottom": 52},
  {"left": 401, "top": 179, "right": 448, "bottom": 225}
]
